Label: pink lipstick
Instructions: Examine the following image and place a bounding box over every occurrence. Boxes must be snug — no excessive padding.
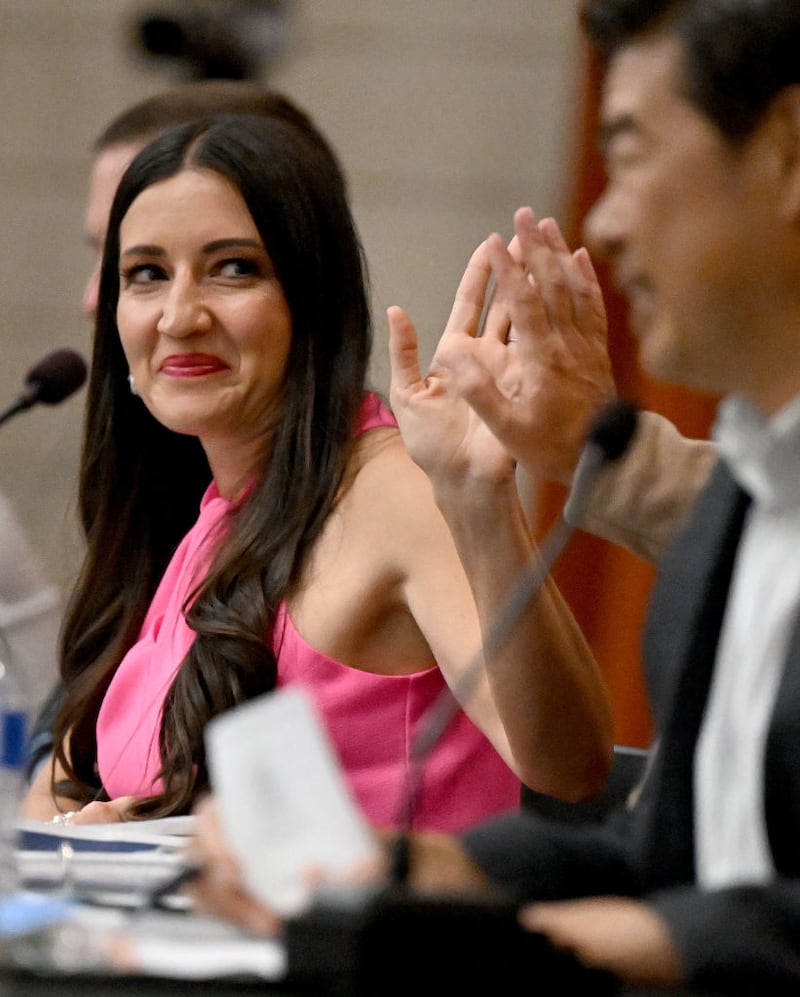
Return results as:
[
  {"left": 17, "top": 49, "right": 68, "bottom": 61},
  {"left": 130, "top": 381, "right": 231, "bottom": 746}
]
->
[{"left": 160, "top": 354, "right": 229, "bottom": 378}]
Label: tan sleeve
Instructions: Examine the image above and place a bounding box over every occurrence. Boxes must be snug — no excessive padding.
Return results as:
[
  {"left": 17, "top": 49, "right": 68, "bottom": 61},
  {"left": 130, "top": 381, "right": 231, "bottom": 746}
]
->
[{"left": 579, "top": 410, "right": 719, "bottom": 562}]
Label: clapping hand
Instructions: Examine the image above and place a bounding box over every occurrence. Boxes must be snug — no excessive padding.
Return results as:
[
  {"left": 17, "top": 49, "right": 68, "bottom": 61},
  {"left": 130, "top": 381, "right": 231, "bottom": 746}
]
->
[
  {"left": 388, "top": 237, "right": 522, "bottom": 496},
  {"left": 390, "top": 207, "right": 615, "bottom": 490}
]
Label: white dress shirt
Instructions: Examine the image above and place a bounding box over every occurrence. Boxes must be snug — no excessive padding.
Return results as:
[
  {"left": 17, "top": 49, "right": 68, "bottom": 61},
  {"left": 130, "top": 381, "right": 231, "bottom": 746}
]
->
[{"left": 695, "top": 393, "right": 800, "bottom": 889}]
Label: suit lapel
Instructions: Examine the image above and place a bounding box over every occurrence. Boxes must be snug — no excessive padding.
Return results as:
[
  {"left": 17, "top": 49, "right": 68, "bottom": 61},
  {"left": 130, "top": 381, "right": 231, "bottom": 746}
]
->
[
  {"left": 635, "top": 463, "right": 750, "bottom": 886},
  {"left": 764, "top": 610, "right": 800, "bottom": 872}
]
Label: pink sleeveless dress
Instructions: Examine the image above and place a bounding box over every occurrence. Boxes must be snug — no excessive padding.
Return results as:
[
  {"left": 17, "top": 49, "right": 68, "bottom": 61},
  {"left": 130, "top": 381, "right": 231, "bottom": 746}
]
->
[{"left": 96, "top": 393, "right": 520, "bottom": 831}]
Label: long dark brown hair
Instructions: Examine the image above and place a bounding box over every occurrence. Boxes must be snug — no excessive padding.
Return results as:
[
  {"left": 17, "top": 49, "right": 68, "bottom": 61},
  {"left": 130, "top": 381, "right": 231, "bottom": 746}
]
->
[{"left": 54, "top": 112, "right": 372, "bottom": 817}]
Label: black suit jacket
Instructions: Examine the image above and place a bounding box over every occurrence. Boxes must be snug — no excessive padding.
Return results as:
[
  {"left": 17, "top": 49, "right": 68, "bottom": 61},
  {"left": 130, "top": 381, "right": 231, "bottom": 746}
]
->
[{"left": 463, "top": 461, "right": 800, "bottom": 994}]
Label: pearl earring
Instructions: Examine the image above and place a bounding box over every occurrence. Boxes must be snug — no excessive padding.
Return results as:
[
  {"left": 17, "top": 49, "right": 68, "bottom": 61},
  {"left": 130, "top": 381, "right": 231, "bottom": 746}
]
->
[{"left": 128, "top": 373, "right": 138, "bottom": 396}]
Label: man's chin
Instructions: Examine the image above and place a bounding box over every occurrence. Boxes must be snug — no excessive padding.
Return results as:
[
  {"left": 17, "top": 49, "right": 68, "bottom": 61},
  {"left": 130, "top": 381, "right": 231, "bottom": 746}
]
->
[
  {"left": 637, "top": 327, "right": 672, "bottom": 381},
  {"left": 639, "top": 336, "right": 691, "bottom": 389},
  {"left": 640, "top": 344, "right": 719, "bottom": 397}
]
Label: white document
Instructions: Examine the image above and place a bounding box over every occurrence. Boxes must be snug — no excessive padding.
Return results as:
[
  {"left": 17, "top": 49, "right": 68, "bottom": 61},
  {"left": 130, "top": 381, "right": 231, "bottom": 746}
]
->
[{"left": 205, "top": 685, "right": 380, "bottom": 917}]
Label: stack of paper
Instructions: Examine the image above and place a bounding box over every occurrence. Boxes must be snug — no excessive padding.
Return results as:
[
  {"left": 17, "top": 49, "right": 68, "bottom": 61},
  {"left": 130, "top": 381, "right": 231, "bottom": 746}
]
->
[{"left": 15, "top": 816, "right": 193, "bottom": 908}]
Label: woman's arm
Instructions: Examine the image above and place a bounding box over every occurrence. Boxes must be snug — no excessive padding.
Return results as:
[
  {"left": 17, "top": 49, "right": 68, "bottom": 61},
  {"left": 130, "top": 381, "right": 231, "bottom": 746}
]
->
[
  {"left": 19, "top": 750, "right": 134, "bottom": 823},
  {"left": 19, "top": 751, "right": 83, "bottom": 821},
  {"left": 387, "top": 230, "right": 615, "bottom": 801}
]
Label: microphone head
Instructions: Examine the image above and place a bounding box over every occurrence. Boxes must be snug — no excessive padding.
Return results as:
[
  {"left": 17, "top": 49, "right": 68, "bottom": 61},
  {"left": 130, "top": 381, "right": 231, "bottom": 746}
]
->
[
  {"left": 587, "top": 400, "right": 639, "bottom": 463},
  {"left": 562, "top": 401, "right": 639, "bottom": 528},
  {"left": 24, "top": 349, "right": 88, "bottom": 405}
]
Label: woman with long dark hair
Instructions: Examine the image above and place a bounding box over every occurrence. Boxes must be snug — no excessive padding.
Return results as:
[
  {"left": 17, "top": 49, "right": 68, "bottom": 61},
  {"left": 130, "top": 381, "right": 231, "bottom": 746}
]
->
[{"left": 22, "top": 111, "right": 612, "bottom": 829}]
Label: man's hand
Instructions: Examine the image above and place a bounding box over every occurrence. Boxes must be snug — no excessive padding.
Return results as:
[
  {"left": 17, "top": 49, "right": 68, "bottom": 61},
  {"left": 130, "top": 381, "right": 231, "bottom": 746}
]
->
[
  {"left": 186, "top": 795, "right": 281, "bottom": 936},
  {"left": 520, "top": 895, "right": 684, "bottom": 989}
]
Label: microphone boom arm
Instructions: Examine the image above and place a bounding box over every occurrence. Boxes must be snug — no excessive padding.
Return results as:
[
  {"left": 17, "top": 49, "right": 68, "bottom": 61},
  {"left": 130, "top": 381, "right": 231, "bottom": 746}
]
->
[{"left": 0, "top": 396, "right": 33, "bottom": 429}]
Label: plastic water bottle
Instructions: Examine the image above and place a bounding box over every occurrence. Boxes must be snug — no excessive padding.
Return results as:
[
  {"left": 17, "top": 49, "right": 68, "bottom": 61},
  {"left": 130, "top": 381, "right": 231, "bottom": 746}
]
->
[{"left": 0, "top": 640, "right": 28, "bottom": 895}]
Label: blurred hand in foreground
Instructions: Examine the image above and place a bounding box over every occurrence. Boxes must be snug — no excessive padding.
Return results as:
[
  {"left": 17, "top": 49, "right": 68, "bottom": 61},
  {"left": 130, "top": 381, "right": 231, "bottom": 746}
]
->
[{"left": 520, "top": 895, "right": 684, "bottom": 989}]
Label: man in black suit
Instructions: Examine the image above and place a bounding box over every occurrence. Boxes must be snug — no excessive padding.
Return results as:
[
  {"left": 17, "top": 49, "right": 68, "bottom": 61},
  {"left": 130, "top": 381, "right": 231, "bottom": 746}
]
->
[{"left": 386, "top": 0, "right": 800, "bottom": 992}]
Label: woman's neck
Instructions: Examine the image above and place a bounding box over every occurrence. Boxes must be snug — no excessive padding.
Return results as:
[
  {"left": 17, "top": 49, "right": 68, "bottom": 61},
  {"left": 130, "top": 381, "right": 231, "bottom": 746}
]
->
[{"left": 202, "top": 434, "right": 266, "bottom": 501}]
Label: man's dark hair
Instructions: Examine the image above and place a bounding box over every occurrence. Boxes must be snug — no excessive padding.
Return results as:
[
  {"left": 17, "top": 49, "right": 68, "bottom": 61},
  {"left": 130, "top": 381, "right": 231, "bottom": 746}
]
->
[{"left": 581, "top": 0, "right": 800, "bottom": 141}]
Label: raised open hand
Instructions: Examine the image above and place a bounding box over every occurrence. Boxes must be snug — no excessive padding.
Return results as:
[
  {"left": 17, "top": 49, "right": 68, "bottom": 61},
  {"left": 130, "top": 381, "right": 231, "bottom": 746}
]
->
[
  {"left": 388, "top": 239, "right": 520, "bottom": 494},
  {"left": 443, "top": 207, "right": 615, "bottom": 486}
]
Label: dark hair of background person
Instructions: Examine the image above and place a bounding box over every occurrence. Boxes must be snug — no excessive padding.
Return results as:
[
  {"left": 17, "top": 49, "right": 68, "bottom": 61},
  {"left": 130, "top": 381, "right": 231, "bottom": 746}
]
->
[
  {"left": 54, "top": 112, "right": 373, "bottom": 818},
  {"left": 581, "top": 0, "right": 800, "bottom": 142},
  {"left": 94, "top": 78, "right": 348, "bottom": 191}
]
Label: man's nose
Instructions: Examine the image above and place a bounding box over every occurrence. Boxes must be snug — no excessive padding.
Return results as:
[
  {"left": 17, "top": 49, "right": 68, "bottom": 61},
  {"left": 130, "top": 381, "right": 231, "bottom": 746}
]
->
[{"left": 582, "top": 186, "right": 623, "bottom": 262}]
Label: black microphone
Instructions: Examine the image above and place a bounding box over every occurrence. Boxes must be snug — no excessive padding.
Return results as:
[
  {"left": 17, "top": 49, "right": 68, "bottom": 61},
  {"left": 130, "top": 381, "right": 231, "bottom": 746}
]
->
[
  {"left": 0, "top": 349, "right": 88, "bottom": 428},
  {"left": 284, "top": 403, "right": 638, "bottom": 996},
  {"left": 564, "top": 398, "right": 639, "bottom": 526}
]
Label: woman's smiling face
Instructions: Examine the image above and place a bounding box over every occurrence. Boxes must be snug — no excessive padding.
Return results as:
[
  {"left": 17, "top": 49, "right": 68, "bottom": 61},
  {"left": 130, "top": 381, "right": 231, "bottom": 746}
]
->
[{"left": 116, "top": 167, "right": 292, "bottom": 455}]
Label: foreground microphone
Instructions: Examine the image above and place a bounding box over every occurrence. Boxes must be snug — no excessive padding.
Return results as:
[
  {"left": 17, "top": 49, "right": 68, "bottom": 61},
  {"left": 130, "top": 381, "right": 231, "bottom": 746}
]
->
[
  {"left": 0, "top": 349, "right": 88, "bottom": 428},
  {"left": 391, "top": 399, "right": 640, "bottom": 878}
]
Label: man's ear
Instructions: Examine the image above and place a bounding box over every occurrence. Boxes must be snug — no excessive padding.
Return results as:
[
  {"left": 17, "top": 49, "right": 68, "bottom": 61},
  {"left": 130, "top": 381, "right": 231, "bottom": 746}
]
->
[{"left": 770, "top": 86, "right": 800, "bottom": 222}]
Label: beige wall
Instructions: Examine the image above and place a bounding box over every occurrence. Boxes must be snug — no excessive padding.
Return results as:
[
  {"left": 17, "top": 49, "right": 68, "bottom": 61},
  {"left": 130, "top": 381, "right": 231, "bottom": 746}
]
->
[{"left": 0, "top": 0, "right": 582, "bottom": 595}]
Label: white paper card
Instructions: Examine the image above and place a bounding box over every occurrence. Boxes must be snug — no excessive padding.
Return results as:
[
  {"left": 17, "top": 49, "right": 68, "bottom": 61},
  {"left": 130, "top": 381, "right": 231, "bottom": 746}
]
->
[{"left": 205, "top": 686, "right": 380, "bottom": 916}]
